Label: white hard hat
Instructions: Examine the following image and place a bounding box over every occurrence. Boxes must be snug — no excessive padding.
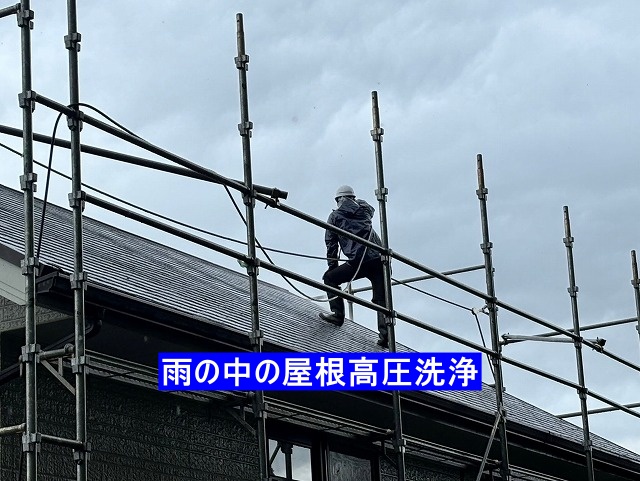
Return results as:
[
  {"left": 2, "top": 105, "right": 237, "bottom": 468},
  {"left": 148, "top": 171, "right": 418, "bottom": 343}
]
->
[{"left": 335, "top": 185, "right": 355, "bottom": 200}]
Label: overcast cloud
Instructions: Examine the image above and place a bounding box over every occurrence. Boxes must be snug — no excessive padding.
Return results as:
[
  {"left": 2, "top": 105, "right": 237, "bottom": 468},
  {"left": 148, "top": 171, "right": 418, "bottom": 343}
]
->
[{"left": 1, "top": 1, "right": 639, "bottom": 454}]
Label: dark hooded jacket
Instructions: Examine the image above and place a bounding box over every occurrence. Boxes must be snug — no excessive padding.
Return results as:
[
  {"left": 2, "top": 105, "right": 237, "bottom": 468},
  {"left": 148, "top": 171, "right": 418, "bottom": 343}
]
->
[{"left": 325, "top": 198, "right": 382, "bottom": 267}]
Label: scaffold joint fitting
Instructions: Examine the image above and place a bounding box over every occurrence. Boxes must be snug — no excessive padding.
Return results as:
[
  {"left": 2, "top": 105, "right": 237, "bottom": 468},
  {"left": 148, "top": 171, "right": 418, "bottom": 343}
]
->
[
  {"left": 70, "top": 271, "right": 88, "bottom": 290},
  {"left": 563, "top": 236, "right": 574, "bottom": 247},
  {"left": 20, "top": 256, "right": 39, "bottom": 275},
  {"left": 392, "top": 436, "right": 406, "bottom": 453},
  {"left": 238, "top": 121, "right": 253, "bottom": 137},
  {"left": 68, "top": 190, "right": 86, "bottom": 210},
  {"left": 16, "top": 6, "right": 33, "bottom": 29},
  {"left": 18, "top": 90, "right": 36, "bottom": 111},
  {"left": 19, "top": 172, "right": 37, "bottom": 191},
  {"left": 375, "top": 187, "right": 388, "bottom": 201},
  {"left": 480, "top": 241, "right": 493, "bottom": 254},
  {"left": 71, "top": 355, "right": 89, "bottom": 373},
  {"left": 370, "top": 127, "right": 384, "bottom": 141},
  {"left": 242, "top": 190, "right": 256, "bottom": 207},
  {"left": 21, "top": 432, "right": 41, "bottom": 453},
  {"left": 631, "top": 278, "right": 640, "bottom": 288},
  {"left": 476, "top": 187, "right": 488, "bottom": 200},
  {"left": 249, "top": 329, "right": 263, "bottom": 347},
  {"left": 235, "top": 54, "right": 250, "bottom": 70},
  {"left": 73, "top": 442, "right": 92, "bottom": 464},
  {"left": 64, "top": 32, "right": 82, "bottom": 52},
  {"left": 384, "top": 313, "right": 396, "bottom": 327},
  {"left": 567, "top": 285, "right": 579, "bottom": 297},
  {"left": 577, "top": 386, "right": 588, "bottom": 398},
  {"left": 19, "top": 343, "right": 40, "bottom": 364},
  {"left": 244, "top": 258, "right": 260, "bottom": 276},
  {"left": 380, "top": 250, "right": 393, "bottom": 264},
  {"left": 67, "top": 109, "right": 84, "bottom": 131}
]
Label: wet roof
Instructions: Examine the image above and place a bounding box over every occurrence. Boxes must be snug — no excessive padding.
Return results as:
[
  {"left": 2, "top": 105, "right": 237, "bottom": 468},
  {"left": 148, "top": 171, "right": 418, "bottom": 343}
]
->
[{"left": 1, "top": 183, "right": 638, "bottom": 465}]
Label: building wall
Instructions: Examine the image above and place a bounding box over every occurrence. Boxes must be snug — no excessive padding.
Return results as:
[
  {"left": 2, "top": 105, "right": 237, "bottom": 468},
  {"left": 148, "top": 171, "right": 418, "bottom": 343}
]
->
[
  {"left": 1, "top": 374, "right": 260, "bottom": 480},
  {"left": 380, "top": 456, "right": 465, "bottom": 481}
]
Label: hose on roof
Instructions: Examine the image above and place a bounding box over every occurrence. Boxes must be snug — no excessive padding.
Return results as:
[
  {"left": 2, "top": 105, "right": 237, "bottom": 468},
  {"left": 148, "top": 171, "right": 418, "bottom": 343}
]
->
[{"left": 1, "top": 105, "right": 492, "bottom": 354}]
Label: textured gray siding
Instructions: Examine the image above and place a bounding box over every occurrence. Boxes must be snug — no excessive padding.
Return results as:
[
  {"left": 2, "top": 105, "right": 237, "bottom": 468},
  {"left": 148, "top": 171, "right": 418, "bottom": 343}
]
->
[{"left": 1, "top": 375, "right": 259, "bottom": 480}]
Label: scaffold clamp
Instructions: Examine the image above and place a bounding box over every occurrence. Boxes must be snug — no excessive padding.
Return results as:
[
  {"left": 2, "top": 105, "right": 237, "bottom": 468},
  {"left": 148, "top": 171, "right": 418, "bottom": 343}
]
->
[
  {"left": 21, "top": 432, "right": 41, "bottom": 453},
  {"left": 480, "top": 241, "right": 493, "bottom": 254},
  {"left": 67, "top": 109, "right": 84, "bottom": 131},
  {"left": 19, "top": 343, "right": 40, "bottom": 364},
  {"left": 19, "top": 172, "right": 37, "bottom": 191},
  {"left": 21, "top": 256, "right": 39, "bottom": 275},
  {"left": 370, "top": 127, "right": 384, "bottom": 141},
  {"left": 392, "top": 436, "right": 406, "bottom": 453},
  {"left": 16, "top": 6, "right": 34, "bottom": 29},
  {"left": 238, "top": 121, "right": 253, "bottom": 137},
  {"left": 235, "top": 54, "right": 250, "bottom": 70},
  {"left": 242, "top": 190, "right": 256, "bottom": 207},
  {"left": 563, "top": 236, "right": 574, "bottom": 247},
  {"left": 249, "top": 329, "right": 263, "bottom": 347},
  {"left": 64, "top": 32, "right": 82, "bottom": 52},
  {"left": 476, "top": 187, "right": 489, "bottom": 200},
  {"left": 18, "top": 90, "right": 36, "bottom": 111},
  {"left": 375, "top": 187, "right": 388, "bottom": 201},
  {"left": 567, "top": 285, "right": 579, "bottom": 297},
  {"left": 68, "top": 190, "right": 86, "bottom": 210},
  {"left": 71, "top": 355, "right": 90, "bottom": 374},
  {"left": 73, "top": 442, "right": 92, "bottom": 464},
  {"left": 70, "top": 271, "right": 88, "bottom": 290},
  {"left": 384, "top": 312, "right": 396, "bottom": 327}
]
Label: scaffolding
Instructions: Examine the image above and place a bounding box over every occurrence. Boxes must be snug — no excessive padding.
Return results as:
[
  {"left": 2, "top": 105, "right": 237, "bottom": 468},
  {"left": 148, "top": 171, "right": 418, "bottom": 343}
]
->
[{"left": 0, "top": 4, "right": 640, "bottom": 481}]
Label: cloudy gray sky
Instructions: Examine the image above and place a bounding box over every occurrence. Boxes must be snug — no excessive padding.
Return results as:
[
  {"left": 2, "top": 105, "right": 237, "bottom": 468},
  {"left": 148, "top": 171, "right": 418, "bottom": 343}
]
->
[{"left": 1, "top": 0, "right": 639, "bottom": 455}]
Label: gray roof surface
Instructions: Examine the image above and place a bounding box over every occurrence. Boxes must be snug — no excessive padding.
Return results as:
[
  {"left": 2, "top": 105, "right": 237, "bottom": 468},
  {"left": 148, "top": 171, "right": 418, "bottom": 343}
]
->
[{"left": 1, "top": 184, "right": 638, "bottom": 464}]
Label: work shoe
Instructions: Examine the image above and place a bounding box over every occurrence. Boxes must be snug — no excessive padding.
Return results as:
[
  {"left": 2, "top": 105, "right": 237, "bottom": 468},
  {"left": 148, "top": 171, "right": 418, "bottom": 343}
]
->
[
  {"left": 377, "top": 337, "right": 389, "bottom": 349},
  {"left": 319, "top": 312, "right": 344, "bottom": 326}
]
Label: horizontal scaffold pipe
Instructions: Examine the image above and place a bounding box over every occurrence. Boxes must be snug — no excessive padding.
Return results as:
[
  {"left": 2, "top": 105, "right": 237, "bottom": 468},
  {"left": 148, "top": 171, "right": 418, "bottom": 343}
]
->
[
  {"left": 533, "top": 317, "right": 638, "bottom": 338},
  {"left": 85, "top": 194, "right": 388, "bottom": 316},
  {"left": 85, "top": 194, "right": 640, "bottom": 422},
  {"left": 30, "top": 94, "right": 276, "bottom": 198},
  {"left": 351, "top": 264, "right": 486, "bottom": 294},
  {"left": 557, "top": 401, "right": 640, "bottom": 419},
  {"left": 28, "top": 95, "right": 640, "bottom": 373},
  {"left": 0, "top": 423, "right": 25, "bottom": 436},
  {"left": 497, "top": 298, "right": 640, "bottom": 374},
  {"left": 0, "top": 124, "right": 287, "bottom": 200},
  {"left": 0, "top": 3, "right": 18, "bottom": 19}
]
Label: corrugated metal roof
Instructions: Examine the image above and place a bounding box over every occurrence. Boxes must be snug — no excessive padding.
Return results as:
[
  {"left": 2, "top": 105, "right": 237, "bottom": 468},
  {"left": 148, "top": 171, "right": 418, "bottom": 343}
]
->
[{"left": 1, "top": 184, "right": 638, "bottom": 465}]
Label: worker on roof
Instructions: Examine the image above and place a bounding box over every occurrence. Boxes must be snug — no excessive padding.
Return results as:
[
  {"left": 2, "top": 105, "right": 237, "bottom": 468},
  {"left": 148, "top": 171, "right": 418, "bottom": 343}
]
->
[{"left": 320, "top": 185, "right": 388, "bottom": 348}]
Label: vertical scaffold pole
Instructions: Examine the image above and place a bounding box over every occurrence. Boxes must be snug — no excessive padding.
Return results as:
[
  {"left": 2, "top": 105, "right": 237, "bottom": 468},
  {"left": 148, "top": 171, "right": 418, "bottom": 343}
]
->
[
  {"left": 235, "top": 13, "right": 269, "bottom": 481},
  {"left": 65, "top": 1, "right": 89, "bottom": 479},
  {"left": 370, "top": 91, "right": 406, "bottom": 481},
  {"left": 18, "top": 1, "right": 39, "bottom": 480},
  {"left": 476, "top": 154, "right": 511, "bottom": 481},
  {"left": 631, "top": 250, "right": 640, "bottom": 357},
  {"left": 563, "top": 206, "right": 595, "bottom": 481}
]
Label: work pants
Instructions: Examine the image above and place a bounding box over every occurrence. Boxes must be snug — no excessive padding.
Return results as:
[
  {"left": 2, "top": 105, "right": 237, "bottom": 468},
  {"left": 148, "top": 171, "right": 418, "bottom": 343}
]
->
[{"left": 322, "top": 257, "right": 388, "bottom": 341}]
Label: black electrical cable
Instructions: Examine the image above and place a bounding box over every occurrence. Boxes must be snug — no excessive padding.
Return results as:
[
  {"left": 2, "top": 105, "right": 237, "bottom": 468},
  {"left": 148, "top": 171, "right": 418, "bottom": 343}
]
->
[
  {"left": 36, "top": 112, "right": 63, "bottom": 259},
  {"left": 393, "top": 273, "right": 494, "bottom": 376},
  {"left": 1, "top": 141, "right": 337, "bottom": 261},
  {"left": 222, "top": 184, "right": 365, "bottom": 303},
  {"left": 74, "top": 102, "right": 142, "bottom": 140},
  {"left": 473, "top": 310, "right": 496, "bottom": 381},
  {"left": 392, "top": 276, "right": 471, "bottom": 312}
]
